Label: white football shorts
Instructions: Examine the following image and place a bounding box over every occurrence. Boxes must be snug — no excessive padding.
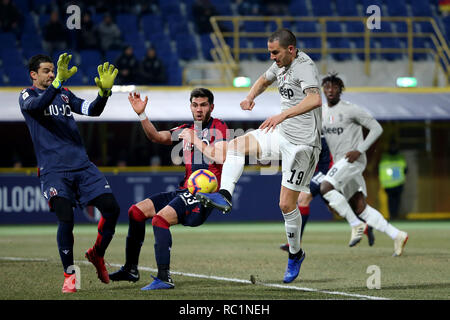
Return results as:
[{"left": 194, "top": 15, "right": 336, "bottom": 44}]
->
[
  {"left": 323, "top": 157, "right": 367, "bottom": 200},
  {"left": 248, "top": 128, "right": 320, "bottom": 192}
]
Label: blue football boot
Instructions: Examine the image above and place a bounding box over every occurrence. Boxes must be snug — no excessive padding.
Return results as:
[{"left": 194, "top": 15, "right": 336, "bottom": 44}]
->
[
  {"left": 283, "top": 250, "right": 306, "bottom": 283},
  {"left": 141, "top": 275, "right": 174, "bottom": 291},
  {"left": 196, "top": 192, "right": 232, "bottom": 214}
]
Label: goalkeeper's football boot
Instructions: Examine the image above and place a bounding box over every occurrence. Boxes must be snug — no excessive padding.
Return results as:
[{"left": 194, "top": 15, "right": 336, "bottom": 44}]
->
[
  {"left": 141, "top": 275, "right": 175, "bottom": 291},
  {"left": 109, "top": 265, "right": 140, "bottom": 282},
  {"left": 196, "top": 192, "right": 232, "bottom": 214},
  {"left": 393, "top": 231, "right": 408, "bottom": 257},
  {"left": 283, "top": 249, "right": 306, "bottom": 283},
  {"left": 349, "top": 222, "right": 366, "bottom": 247},
  {"left": 85, "top": 247, "right": 110, "bottom": 284},
  {"left": 365, "top": 225, "right": 375, "bottom": 246},
  {"left": 62, "top": 272, "right": 77, "bottom": 293}
]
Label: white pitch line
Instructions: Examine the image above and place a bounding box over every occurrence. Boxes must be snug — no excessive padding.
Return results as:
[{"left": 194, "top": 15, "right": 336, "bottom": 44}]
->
[{"left": 1, "top": 257, "right": 389, "bottom": 300}]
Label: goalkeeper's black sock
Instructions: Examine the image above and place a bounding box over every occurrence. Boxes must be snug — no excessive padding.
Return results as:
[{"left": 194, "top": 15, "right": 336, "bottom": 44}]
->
[
  {"left": 219, "top": 189, "right": 232, "bottom": 202},
  {"left": 57, "top": 221, "right": 74, "bottom": 274},
  {"left": 289, "top": 248, "right": 304, "bottom": 260}
]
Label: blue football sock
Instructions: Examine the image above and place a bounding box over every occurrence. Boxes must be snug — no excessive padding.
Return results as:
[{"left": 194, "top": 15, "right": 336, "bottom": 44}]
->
[{"left": 57, "top": 221, "right": 74, "bottom": 274}]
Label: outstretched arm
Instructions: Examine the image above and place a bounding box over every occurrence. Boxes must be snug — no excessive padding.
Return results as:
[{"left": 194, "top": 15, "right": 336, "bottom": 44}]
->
[
  {"left": 129, "top": 92, "right": 172, "bottom": 145},
  {"left": 240, "top": 74, "right": 273, "bottom": 111},
  {"left": 179, "top": 128, "right": 228, "bottom": 164}
]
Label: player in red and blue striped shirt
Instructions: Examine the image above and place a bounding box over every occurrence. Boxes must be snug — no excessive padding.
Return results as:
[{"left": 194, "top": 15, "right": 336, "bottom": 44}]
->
[{"left": 109, "top": 88, "right": 229, "bottom": 290}]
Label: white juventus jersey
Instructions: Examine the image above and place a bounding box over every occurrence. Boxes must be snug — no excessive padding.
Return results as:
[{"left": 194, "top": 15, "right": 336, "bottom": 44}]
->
[
  {"left": 322, "top": 99, "right": 383, "bottom": 168},
  {"left": 265, "top": 50, "right": 321, "bottom": 147}
]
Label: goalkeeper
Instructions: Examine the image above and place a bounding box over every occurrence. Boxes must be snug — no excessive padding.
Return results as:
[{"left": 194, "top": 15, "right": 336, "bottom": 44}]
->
[{"left": 19, "top": 53, "right": 120, "bottom": 293}]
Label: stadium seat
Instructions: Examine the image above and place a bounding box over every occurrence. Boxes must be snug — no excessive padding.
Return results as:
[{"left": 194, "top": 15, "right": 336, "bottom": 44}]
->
[
  {"left": 105, "top": 50, "right": 122, "bottom": 64},
  {"left": 79, "top": 50, "right": 103, "bottom": 74},
  {"left": 32, "top": 0, "right": 53, "bottom": 13},
  {"left": 252, "top": 37, "right": 269, "bottom": 61},
  {"left": 175, "top": 33, "right": 198, "bottom": 61},
  {"left": 242, "top": 21, "right": 266, "bottom": 33},
  {"left": 288, "top": 1, "right": 309, "bottom": 16},
  {"left": 0, "top": 32, "right": 18, "bottom": 48},
  {"left": 200, "top": 34, "right": 214, "bottom": 61},
  {"left": 167, "top": 15, "right": 189, "bottom": 38},
  {"left": 68, "top": 69, "right": 85, "bottom": 86},
  {"left": 373, "top": 21, "right": 402, "bottom": 60},
  {"left": 13, "top": 0, "right": 30, "bottom": 12},
  {"left": 141, "top": 14, "right": 164, "bottom": 34},
  {"left": 210, "top": 0, "right": 233, "bottom": 15},
  {"left": 158, "top": 0, "right": 181, "bottom": 17},
  {"left": 326, "top": 22, "right": 351, "bottom": 61},
  {"left": 116, "top": 14, "right": 139, "bottom": 34},
  {"left": 410, "top": 0, "right": 432, "bottom": 16},
  {"left": 3, "top": 66, "right": 30, "bottom": 86},
  {"left": 384, "top": 0, "right": 408, "bottom": 16},
  {"left": 268, "top": 21, "right": 292, "bottom": 33},
  {"left": 335, "top": 0, "right": 359, "bottom": 16},
  {"left": 310, "top": 0, "right": 333, "bottom": 17},
  {"left": 303, "top": 38, "right": 322, "bottom": 60},
  {"left": 0, "top": 48, "right": 25, "bottom": 67}
]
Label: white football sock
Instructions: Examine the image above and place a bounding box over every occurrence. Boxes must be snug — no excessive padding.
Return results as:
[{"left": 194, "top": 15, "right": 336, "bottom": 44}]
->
[
  {"left": 219, "top": 149, "right": 245, "bottom": 197},
  {"left": 359, "top": 205, "right": 399, "bottom": 240},
  {"left": 323, "top": 189, "right": 362, "bottom": 227},
  {"left": 283, "top": 207, "right": 302, "bottom": 255}
]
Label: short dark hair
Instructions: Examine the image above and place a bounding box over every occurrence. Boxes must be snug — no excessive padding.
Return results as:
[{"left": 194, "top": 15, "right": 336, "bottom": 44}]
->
[
  {"left": 190, "top": 87, "right": 214, "bottom": 104},
  {"left": 28, "top": 54, "right": 53, "bottom": 74},
  {"left": 268, "top": 28, "right": 296, "bottom": 48},
  {"left": 321, "top": 72, "right": 345, "bottom": 92}
]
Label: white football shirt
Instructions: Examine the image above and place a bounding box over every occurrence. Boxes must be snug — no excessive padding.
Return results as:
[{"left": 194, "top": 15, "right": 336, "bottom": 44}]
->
[{"left": 265, "top": 50, "right": 321, "bottom": 147}]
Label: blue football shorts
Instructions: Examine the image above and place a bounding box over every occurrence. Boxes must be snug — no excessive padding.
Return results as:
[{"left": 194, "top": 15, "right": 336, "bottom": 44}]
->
[
  {"left": 149, "top": 189, "right": 216, "bottom": 227},
  {"left": 40, "top": 162, "right": 112, "bottom": 209}
]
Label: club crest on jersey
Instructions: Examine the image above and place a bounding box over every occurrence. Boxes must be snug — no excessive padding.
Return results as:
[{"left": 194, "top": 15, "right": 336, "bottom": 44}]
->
[
  {"left": 61, "top": 94, "right": 69, "bottom": 103},
  {"left": 49, "top": 187, "right": 58, "bottom": 197}
]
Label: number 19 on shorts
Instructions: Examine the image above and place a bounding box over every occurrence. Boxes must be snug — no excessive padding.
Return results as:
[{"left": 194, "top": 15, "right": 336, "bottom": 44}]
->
[{"left": 287, "top": 169, "right": 304, "bottom": 186}]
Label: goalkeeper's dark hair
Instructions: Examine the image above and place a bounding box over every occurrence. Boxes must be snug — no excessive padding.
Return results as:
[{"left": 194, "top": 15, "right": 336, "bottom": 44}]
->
[
  {"left": 28, "top": 54, "right": 53, "bottom": 74},
  {"left": 268, "top": 28, "right": 296, "bottom": 48},
  {"left": 190, "top": 88, "right": 214, "bottom": 104},
  {"left": 321, "top": 72, "right": 345, "bottom": 92}
]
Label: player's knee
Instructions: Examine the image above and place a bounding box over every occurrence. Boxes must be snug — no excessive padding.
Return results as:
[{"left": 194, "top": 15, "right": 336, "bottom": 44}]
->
[
  {"left": 349, "top": 192, "right": 366, "bottom": 214},
  {"left": 320, "top": 181, "right": 334, "bottom": 196},
  {"left": 152, "top": 215, "right": 170, "bottom": 229},
  {"left": 95, "top": 194, "right": 120, "bottom": 220},
  {"left": 128, "top": 204, "right": 148, "bottom": 222},
  {"left": 52, "top": 197, "right": 74, "bottom": 223},
  {"left": 279, "top": 200, "right": 296, "bottom": 214}
]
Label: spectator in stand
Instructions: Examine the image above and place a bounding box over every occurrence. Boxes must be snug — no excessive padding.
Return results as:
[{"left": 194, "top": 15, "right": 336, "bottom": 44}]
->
[
  {"left": 115, "top": 45, "right": 138, "bottom": 85},
  {"left": 0, "top": 0, "right": 21, "bottom": 36},
  {"left": 96, "top": 13, "right": 123, "bottom": 53},
  {"left": 42, "top": 10, "right": 69, "bottom": 56},
  {"left": 262, "top": 0, "right": 289, "bottom": 15},
  {"left": 139, "top": 47, "right": 166, "bottom": 85},
  {"left": 192, "top": 0, "right": 218, "bottom": 34},
  {"left": 76, "top": 12, "right": 98, "bottom": 50}
]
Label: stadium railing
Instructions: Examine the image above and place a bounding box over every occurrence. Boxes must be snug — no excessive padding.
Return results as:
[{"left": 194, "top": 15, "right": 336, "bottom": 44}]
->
[{"left": 183, "top": 16, "right": 450, "bottom": 87}]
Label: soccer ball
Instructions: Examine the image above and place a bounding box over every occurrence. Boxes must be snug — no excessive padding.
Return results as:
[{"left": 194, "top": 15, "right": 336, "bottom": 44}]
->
[{"left": 187, "top": 169, "right": 218, "bottom": 195}]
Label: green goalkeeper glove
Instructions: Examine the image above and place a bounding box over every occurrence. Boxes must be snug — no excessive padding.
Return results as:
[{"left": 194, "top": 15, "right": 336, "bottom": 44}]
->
[
  {"left": 95, "top": 62, "right": 118, "bottom": 97},
  {"left": 52, "top": 53, "right": 78, "bottom": 89}
]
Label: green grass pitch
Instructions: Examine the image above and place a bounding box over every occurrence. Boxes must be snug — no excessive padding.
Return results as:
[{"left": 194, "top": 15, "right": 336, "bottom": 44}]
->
[{"left": 0, "top": 221, "right": 449, "bottom": 300}]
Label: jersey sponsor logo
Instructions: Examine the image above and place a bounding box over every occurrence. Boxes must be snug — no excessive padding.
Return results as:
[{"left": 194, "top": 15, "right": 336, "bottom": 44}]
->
[
  {"left": 49, "top": 187, "right": 58, "bottom": 197},
  {"left": 44, "top": 104, "right": 72, "bottom": 117},
  {"left": 22, "top": 91, "right": 29, "bottom": 100},
  {"left": 279, "top": 86, "right": 294, "bottom": 99},
  {"left": 323, "top": 126, "right": 344, "bottom": 135},
  {"left": 81, "top": 100, "right": 90, "bottom": 115}
]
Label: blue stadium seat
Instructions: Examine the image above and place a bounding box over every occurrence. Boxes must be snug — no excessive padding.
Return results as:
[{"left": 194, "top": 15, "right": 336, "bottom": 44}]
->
[
  {"left": 105, "top": 50, "right": 121, "bottom": 63},
  {"left": 0, "top": 32, "right": 18, "bottom": 48},
  {"left": 147, "top": 33, "right": 172, "bottom": 59},
  {"left": 0, "top": 48, "right": 25, "bottom": 66},
  {"left": 295, "top": 21, "right": 317, "bottom": 33},
  {"left": 131, "top": 43, "right": 147, "bottom": 60},
  {"left": 362, "top": 0, "right": 383, "bottom": 14},
  {"left": 91, "top": 14, "right": 104, "bottom": 25},
  {"left": 384, "top": 0, "right": 408, "bottom": 16},
  {"left": 38, "top": 14, "right": 50, "bottom": 27},
  {"left": 141, "top": 14, "right": 164, "bottom": 34},
  {"left": 116, "top": 14, "right": 139, "bottom": 34},
  {"left": 68, "top": 69, "right": 85, "bottom": 86},
  {"left": 310, "top": 0, "right": 333, "bottom": 17},
  {"left": 335, "top": 0, "right": 358, "bottom": 16},
  {"left": 4, "top": 66, "right": 30, "bottom": 86},
  {"left": 242, "top": 21, "right": 266, "bottom": 33},
  {"left": 167, "top": 15, "right": 189, "bottom": 38},
  {"left": 175, "top": 33, "right": 198, "bottom": 61},
  {"left": 14, "top": 0, "right": 30, "bottom": 12},
  {"left": 374, "top": 22, "right": 402, "bottom": 60},
  {"left": 158, "top": 0, "right": 181, "bottom": 16},
  {"left": 79, "top": 50, "right": 103, "bottom": 74},
  {"left": 410, "top": 0, "right": 432, "bottom": 16},
  {"left": 210, "top": 0, "right": 233, "bottom": 15},
  {"left": 354, "top": 38, "right": 377, "bottom": 60},
  {"left": 252, "top": 38, "right": 269, "bottom": 61},
  {"left": 167, "top": 63, "right": 182, "bottom": 86},
  {"left": 32, "top": 0, "right": 53, "bottom": 13},
  {"left": 303, "top": 38, "right": 322, "bottom": 60},
  {"left": 268, "top": 21, "right": 292, "bottom": 33},
  {"left": 225, "top": 37, "right": 250, "bottom": 61},
  {"left": 326, "top": 22, "right": 351, "bottom": 61},
  {"left": 200, "top": 34, "right": 214, "bottom": 61},
  {"left": 21, "top": 33, "right": 44, "bottom": 52},
  {"left": 289, "top": 1, "right": 309, "bottom": 16}
]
